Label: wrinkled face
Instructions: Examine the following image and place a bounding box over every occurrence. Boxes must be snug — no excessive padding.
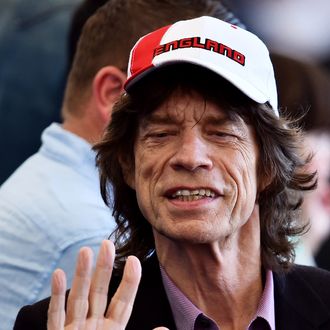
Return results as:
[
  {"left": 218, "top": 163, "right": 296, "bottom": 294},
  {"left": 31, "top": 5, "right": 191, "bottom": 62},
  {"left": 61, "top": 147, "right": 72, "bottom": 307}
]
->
[{"left": 126, "top": 90, "right": 261, "bottom": 244}]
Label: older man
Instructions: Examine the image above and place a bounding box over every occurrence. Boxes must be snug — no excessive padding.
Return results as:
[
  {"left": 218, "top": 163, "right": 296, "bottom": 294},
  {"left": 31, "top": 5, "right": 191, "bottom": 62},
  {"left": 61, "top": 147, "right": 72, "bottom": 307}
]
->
[{"left": 15, "top": 16, "right": 330, "bottom": 330}]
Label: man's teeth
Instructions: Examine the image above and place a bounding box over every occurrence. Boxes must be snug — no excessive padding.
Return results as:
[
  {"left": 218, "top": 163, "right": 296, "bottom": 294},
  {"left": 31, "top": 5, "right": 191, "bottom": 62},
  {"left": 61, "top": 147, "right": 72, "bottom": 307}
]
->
[{"left": 171, "top": 189, "right": 215, "bottom": 201}]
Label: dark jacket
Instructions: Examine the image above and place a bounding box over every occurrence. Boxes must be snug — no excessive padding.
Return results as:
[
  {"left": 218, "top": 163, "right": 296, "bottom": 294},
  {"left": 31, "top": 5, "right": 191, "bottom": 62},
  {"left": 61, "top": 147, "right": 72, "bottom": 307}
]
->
[{"left": 14, "top": 254, "right": 330, "bottom": 329}]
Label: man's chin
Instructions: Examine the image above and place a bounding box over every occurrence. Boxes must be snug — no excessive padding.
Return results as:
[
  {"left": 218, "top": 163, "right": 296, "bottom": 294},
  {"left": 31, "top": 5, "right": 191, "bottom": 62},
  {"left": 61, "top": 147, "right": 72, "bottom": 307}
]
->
[{"left": 155, "top": 225, "right": 222, "bottom": 245}]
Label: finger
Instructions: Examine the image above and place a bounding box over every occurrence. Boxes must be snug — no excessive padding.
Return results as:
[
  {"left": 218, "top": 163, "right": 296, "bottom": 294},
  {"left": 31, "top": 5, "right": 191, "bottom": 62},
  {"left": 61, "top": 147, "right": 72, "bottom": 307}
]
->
[
  {"left": 153, "top": 328, "right": 170, "bottom": 330},
  {"left": 88, "top": 240, "right": 115, "bottom": 318},
  {"left": 66, "top": 247, "right": 93, "bottom": 325},
  {"left": 106, "top": 256, "right": 141, "bottom": 327},
  {"left": 47, "top": 268, "right": 66, "bottom": 330}
]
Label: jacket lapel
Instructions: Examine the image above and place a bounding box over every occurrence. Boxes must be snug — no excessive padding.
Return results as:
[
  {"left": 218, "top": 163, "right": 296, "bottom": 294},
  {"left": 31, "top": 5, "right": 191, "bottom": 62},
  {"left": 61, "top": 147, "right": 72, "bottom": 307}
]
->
[{"left": 126, "top": 254, "right": 176, "bottom": 330}]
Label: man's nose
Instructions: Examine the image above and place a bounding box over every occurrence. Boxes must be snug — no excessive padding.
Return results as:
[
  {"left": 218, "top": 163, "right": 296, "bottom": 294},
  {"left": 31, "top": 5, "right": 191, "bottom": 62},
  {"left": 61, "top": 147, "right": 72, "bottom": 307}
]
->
[{"left": 169, "top": 131, "right": 213, "bottom": 172}]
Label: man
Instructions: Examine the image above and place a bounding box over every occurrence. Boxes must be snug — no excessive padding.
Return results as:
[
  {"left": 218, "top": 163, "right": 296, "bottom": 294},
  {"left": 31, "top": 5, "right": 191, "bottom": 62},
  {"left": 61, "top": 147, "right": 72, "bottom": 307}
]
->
[
  {"left": 15, "top": 16, "right": 330, "bottom": 330},
  {"left": 0, "top": 1, "right": 242, "bottom": 329}
]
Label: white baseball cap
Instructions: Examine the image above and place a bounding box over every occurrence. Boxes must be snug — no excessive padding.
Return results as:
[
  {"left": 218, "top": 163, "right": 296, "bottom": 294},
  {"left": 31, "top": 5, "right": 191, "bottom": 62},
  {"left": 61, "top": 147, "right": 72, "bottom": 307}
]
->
[{"left": 125, "top": 16, "right": 278, "bottom": 116}]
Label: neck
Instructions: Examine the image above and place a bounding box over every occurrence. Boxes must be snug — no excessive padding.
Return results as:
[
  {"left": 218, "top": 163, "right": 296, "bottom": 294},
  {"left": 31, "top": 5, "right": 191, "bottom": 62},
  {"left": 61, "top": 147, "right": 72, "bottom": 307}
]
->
[
  {"left": 155, "top": 209, "right": 263, "bottom": 329},
  {"left": 62, "top": 114, "right": 104, "bottom": 145}
]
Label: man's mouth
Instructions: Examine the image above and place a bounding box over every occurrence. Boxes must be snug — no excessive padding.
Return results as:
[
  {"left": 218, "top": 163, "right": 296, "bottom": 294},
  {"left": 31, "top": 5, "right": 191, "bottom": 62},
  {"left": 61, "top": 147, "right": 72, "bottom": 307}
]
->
[{"left": 170, "top": 189, "right": 216, "bottom": 201}]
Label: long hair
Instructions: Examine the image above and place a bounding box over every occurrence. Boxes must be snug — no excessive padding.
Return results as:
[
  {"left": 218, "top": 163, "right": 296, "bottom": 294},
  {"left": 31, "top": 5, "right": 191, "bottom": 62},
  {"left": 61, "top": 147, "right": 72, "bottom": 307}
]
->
[{"left": 95, "top": 64, "right": 316, "bottom": 273}]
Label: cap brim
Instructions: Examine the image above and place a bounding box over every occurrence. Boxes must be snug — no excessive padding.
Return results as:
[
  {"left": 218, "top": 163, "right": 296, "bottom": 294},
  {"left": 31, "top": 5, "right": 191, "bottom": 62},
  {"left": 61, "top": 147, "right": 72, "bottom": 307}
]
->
[{"left": 126, "top": 58, "right": 271, "bottom": 107}]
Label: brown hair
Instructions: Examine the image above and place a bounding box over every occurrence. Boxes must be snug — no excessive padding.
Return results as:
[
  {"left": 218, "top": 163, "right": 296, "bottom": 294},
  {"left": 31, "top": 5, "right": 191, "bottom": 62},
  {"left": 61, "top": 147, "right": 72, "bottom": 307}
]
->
[
  {"left": 63, "top": 0, "right": 242, "bottom": 116},
  {"left": 95, "top": 64, "right": 316, "bottom": 273},
  {"left": 271, "top": 53, "right": 330, "bottom": 131}
]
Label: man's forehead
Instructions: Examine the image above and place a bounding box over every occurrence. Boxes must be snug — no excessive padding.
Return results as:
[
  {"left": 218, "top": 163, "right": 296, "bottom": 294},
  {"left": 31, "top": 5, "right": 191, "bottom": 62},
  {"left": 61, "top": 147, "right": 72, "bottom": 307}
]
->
[
  {"left": 144, "top": 93, "right": 229, "bottom": 122},
  {"left": 140, "top": 103, "right": 245, "bottom": 132},
  {"left": 145, "top": 93, "right": 242, "bottom": 122}
]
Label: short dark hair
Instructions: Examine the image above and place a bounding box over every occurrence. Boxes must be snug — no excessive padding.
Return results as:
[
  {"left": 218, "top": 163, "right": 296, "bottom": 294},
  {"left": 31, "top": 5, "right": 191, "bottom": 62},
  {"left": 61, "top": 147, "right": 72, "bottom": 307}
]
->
[
  {"left": 63, "top": 0, "right": 243, "bottom": 114},
  {"left": 67, "top": 0, "right": 108, "bottom": 69},
  {"left": 95, "top": 64, "right": 316, "bottom": 273}
]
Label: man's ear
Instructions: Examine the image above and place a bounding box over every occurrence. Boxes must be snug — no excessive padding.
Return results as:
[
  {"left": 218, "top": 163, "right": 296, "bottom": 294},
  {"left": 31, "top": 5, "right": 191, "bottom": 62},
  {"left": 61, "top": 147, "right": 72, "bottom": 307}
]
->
[
  {"left": 92, "top": 66, "right": 126, "bottom": 123},
  {"left": 119, "top": 154, "right": 136, "bottom": 190}
]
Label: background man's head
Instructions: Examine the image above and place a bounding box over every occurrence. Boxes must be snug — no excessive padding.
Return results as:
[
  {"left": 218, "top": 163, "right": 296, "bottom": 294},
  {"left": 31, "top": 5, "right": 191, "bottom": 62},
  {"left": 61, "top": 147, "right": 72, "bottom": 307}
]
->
[{"left": 62, "top": 0, "right": 243, "bottom": 120}]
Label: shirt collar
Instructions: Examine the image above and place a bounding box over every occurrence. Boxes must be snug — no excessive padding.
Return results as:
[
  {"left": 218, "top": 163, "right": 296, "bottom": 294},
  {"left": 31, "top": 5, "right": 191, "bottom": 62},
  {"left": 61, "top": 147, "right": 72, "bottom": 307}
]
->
[
  {"left": 252, "top": 270, "right": 275, "bottom": 330},
  {"left": 41, "top": 123, "right": 96, "bottom": 167},
  {"left": 160, "top": 265, "right": 201, "bottom": 330},
  {"left": 160, "top": 265, "right": 275, "bottom": 330}
]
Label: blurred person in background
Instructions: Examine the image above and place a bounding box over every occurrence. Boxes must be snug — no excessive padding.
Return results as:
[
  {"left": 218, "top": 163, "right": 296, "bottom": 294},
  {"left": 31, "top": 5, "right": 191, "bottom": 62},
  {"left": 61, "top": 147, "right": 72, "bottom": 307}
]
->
[
  {"left": 295, "top": 132, "right": 330, "bottom": 266},
  {"left": 271, "top": 53, "right": 330, "bottom": 131},
  {"left": 0, "top": 0, "right": 243, "bottom": 329},
  {"left": 269, "top": 53, "right": 330, "bottom": 267},
  {"left": 0, "top": 0, "right": 81, "bottom": 184},
  {"left": 0, "top": 0, "right": 110, "bottom": 328}
]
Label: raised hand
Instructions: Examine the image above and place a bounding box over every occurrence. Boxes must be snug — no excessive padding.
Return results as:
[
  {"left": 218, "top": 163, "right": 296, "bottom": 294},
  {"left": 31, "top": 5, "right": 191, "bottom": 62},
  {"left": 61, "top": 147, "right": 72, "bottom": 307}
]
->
[{"left": 47, "top": 240, "right": 168, "bottom": 330}]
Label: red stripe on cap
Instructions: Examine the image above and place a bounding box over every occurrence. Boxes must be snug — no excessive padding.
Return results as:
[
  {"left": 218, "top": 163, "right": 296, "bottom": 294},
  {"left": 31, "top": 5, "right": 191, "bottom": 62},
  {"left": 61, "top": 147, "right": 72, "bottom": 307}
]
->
[{"left": 129, "top": 24, "right": 172, "bottom": 78}]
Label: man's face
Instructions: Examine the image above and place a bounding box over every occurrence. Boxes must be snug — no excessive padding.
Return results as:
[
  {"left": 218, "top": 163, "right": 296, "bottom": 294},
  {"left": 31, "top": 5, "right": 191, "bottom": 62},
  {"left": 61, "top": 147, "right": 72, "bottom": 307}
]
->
[{"left": 127, "top": 89, "right": 261, "bottom": 244}]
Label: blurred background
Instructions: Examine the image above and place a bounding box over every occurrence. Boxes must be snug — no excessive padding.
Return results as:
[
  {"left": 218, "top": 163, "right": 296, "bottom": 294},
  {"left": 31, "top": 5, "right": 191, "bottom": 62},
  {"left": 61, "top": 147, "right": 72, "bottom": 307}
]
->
[
  {"left": 0, "top": 0, "right": 81, "bottom": 184},
  {"left": 226, "top": 0, "right": 330, "bottom": 69}
]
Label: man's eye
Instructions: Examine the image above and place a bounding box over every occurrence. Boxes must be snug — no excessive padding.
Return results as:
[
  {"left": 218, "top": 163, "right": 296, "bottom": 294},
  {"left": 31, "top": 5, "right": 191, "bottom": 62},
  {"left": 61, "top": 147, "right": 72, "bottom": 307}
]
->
[
  {"left": 210, "top": 131, "right": 229, "bottom": 137},
  {"left": 147, "top": 131, "right": 174, "bottom": 138},
  {"left": 153, "top": 132, "right": 170, "bottom": 138},
  {"left": 208, "top": 131, "right": 237, "bottom": 141}
]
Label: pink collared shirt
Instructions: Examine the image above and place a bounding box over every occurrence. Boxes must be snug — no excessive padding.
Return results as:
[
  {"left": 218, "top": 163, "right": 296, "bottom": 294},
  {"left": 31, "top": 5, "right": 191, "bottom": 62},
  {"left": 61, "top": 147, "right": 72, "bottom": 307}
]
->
[{"left": 160, "top": 266, "right": 275, "bottom": 330}]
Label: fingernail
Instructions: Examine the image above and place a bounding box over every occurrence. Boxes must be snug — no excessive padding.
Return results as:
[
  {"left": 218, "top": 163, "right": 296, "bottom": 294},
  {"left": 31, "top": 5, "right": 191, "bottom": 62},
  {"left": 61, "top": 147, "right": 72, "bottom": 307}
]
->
[
  {"left": 100, "top": 240, "right": 114, "bottom": 266},
  {"left": 126, "top": 256, "right": 142, "bottom": 278},
  {"left": 77, "top": 247, "right": 93, "bottom": 274},
  {"left": 52, "top": 269, "right": 66, "bottom": 293}
]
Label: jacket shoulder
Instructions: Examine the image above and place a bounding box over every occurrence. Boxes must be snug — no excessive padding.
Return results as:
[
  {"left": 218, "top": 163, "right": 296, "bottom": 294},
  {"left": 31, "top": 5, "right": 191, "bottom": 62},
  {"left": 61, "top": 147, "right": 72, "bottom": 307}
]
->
[
  {"left": 288, "top": 265, "right": 330, "bottom": 300},
  {"left": 274, "top": 265, "right": 330, "bottom": 329},
  {"left": 14, "top": 295, "right": 51, "bottom": 330}
]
